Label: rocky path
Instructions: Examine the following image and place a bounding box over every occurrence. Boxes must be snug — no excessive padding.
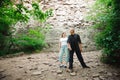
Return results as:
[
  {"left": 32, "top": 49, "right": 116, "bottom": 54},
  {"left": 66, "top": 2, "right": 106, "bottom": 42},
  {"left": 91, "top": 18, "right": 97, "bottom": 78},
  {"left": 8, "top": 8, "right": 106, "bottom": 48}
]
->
[{"left": 0, "top": 51, "right": 120, "bottom": 80}]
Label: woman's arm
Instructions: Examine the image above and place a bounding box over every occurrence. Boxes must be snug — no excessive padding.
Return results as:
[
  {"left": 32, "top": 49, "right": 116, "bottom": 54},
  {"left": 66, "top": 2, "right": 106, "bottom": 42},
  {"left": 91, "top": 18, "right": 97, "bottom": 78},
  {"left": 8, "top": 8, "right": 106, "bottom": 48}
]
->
[{"left": 59, "top": 42, "right": 61, "bottom": 49}]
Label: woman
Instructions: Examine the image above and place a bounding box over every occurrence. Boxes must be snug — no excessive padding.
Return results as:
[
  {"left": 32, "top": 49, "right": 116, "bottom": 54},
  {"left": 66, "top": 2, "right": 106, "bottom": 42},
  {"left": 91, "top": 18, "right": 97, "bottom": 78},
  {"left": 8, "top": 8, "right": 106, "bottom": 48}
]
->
[{"left": 59, "top": 32, "right": 69, "bottom": 68}]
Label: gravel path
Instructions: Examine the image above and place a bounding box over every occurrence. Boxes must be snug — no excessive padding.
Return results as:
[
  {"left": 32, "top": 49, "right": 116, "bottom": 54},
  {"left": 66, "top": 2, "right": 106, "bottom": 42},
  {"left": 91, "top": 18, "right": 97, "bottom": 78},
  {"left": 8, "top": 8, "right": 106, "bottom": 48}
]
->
[{"left": 0, "top": 51, "right": 120, "bottom": 80}]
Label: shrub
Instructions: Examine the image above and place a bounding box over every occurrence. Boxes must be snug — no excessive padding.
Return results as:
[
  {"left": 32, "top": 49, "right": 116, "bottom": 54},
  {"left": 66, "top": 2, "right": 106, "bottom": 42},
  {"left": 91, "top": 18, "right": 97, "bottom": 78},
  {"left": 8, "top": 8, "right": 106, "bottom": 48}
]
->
[
  {"left": 88, "top": 0, "right": 120, "bottom": 64},
  {"left": 13, "top": 28, "right": 46, "bottom": 52}
]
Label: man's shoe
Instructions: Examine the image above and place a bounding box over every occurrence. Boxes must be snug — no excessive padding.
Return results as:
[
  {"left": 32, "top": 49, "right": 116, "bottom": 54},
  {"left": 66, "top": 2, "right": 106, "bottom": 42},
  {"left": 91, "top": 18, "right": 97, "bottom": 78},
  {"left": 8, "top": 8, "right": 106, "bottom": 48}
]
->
[{"left": 83, "top": 66, "right": 90, "bottom": 68}]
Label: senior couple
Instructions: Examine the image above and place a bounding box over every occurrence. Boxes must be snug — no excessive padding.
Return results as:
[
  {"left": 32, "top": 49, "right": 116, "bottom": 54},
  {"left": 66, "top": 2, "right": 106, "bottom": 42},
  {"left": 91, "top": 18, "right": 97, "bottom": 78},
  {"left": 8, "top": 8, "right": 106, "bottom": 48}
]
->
[{"left": 59, "top": 28, "right": 90, "bottom": 72}]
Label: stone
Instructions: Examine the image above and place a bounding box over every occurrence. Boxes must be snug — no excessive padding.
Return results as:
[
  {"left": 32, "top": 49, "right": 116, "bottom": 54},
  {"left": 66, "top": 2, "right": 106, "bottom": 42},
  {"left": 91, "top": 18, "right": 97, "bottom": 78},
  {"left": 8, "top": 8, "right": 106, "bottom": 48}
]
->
[
  {"left": 107, "top": 72, "right": 112, "bottom": 76},
  {"left": 32, "top": 71, "right": 42, "bottom": 76},
  {"left": 24, "top": 71, "right": 28, "bottom": 74},
  {"left": 23, "top": 3, "right": 33, "bottom": 10},
  {"left": 70, "top": 72, "right": 77, "bottom": 76},
  {"left": 18, "top": 66, "right": 23, "bottom": 68},
  {"left": 61, "top": 77, "right": 66, "bottom": 80},
  {"left": 51, "top": 57, "right": 57, "bottom": 60},
  {"left": 93, "top": 74, "right": 100, "bottom": 78},
  {"left": 16, "top": 78, "right": 22, "bottom": 80},
  {"left": 56, "top": 10, "right": 66, "bottom": 16},
  {"left": 99, "top": 76, "right": 105, "bottom": 80},
  {"left": 53, "top": 73, "right": 57, "bottom": 76},
  {"left": 48, "top": 64, "right": 52, "bottom": 66},
  {"left": 113, "top": 73, "right": 120, "bottom": 76},
  {"left": 43, "top": 62, "right": 49, "bottom": 65},
  {"left": 58, "top": 74, "right": 63, "bottom": 77},
  {"left": 51, "top": 70, "right": 56, "bottom": 72},
  {"left": 99, "top": 70, "right": 105, "bottom": 74},
  {"left": 0, "top": 69, "right": 5, "bottom": 73},
  {"left": 0, "top": 74, "right": 6, "bottom": 79},
  {"left": 0, "top": 57, "right": 3, "bottom": 60},
  {"left": 44, "top": 68, "right": 49, "bottom": 71},
  {"left": 15, "top": 52, "right": 24, "bottom": 56},
  {"left": 27, "top": 57, "right": 34, "bottom": 59},
  {"left": 86, "top": 61, "right": 93, "bottom": 63},
  {"left": 29, "top": 67, "right": 38, "bottom": 71},
  {"left": 40, "top": 76, "right": 44, "bottom": 80},
  {"left": 41, "top": 69, "right": 47, "bottom": 73},
  {"left": 52, "top": 63, "right": 56, "bottom": 66},
  {"left": 57, "top": 70, "right": 63, "bottom": 74},
  {"left": 93, "top": 77, "right": 100, "bottom": 80},
  {"left": 95, "top": 63, "right": 100, "bottom": 66}
]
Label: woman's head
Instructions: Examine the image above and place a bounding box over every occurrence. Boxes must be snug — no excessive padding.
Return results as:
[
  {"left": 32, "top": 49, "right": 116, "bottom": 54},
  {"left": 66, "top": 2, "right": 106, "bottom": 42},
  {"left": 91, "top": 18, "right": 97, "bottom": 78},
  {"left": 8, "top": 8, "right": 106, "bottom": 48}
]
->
[
  {"left": 61, "top": 32, "right": 66, "bottom": 38},
  {"left": 70, "top": 28, "right": 75, "bottom": 35}
]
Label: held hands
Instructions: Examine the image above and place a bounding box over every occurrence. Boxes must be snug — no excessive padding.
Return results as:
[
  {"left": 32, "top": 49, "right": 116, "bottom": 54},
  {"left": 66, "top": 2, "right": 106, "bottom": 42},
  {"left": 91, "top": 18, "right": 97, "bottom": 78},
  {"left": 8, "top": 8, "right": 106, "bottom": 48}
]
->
[
  {"left": 68, "top": 46, "right": 72, "bottom": 51},
  {"left": 67, "top": 43, "right": 72, "bottom": 51}
]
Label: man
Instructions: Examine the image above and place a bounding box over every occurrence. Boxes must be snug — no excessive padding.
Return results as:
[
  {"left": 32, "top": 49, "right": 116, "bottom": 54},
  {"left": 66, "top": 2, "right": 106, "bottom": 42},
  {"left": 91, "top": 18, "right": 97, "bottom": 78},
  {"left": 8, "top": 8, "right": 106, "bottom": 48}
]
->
[{"left": 67, "top": 28, "right": 90, "bottom": 72}]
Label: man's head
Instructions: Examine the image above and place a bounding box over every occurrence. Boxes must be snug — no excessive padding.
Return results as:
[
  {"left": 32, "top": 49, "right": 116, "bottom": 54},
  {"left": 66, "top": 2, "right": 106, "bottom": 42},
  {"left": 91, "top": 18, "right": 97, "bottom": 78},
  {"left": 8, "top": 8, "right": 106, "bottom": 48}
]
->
[{"left": 70, "top": 28, "right": 75, "bottom": 35}]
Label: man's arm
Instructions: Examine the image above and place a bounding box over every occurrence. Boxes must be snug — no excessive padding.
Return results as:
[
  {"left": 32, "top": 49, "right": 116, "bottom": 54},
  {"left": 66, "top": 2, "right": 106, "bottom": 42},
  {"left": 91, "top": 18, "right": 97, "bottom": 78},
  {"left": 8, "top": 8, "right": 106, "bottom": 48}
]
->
[
  {"left": 77, "top": 34, "right": 82, "bottom": 52},
  {"left": 79, "top": 43, "right": 82, "bottom": 52}
]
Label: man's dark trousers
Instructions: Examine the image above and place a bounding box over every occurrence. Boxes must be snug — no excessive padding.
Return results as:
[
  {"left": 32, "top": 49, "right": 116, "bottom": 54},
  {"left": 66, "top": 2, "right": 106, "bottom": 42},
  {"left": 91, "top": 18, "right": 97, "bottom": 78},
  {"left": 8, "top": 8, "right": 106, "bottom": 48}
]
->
[{"left": 69, "top": 48, "right": 87, "bottom": 69}]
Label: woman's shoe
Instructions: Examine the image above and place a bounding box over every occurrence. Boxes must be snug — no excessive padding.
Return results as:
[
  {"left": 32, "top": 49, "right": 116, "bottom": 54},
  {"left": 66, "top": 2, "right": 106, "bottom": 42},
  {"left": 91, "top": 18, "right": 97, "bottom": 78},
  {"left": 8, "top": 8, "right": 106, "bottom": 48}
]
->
[{"left": 59, "top": 65, "right": 64, "bottom": 68}]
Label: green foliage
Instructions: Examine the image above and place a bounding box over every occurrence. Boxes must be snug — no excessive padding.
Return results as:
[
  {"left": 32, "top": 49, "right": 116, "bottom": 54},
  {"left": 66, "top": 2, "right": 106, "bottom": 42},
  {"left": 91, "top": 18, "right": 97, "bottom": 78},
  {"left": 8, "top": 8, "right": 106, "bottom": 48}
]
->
[
  {"left": 0, "top": 0, "right": 52, "bottom": 56},
  {"left": 0, "top": 0, "right": 29, "bottom": 55},
  {"left": 13, "top": 28, "right": 45, "bottom": 52},
  {"left": 31, "top": 3, "right": 53, "bottom": 22},
  {"left": 88, "top": 0, "right": 120, "bottom": 64}
]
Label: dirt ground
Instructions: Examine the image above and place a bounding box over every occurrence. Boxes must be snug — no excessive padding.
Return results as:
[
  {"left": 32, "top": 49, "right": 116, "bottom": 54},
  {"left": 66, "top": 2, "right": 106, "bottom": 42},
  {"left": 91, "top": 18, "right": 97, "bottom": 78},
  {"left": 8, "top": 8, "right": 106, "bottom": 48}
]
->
[{"left": 0, "top": 51, "right": 120, "bottom": 80}]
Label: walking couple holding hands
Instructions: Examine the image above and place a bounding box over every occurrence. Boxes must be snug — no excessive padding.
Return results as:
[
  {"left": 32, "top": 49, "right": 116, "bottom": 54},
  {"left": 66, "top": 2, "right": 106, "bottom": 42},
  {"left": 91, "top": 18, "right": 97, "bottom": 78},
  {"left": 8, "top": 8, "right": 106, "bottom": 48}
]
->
[{"left": 58, "top": 28, "right": 90, "bottom": 72}]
